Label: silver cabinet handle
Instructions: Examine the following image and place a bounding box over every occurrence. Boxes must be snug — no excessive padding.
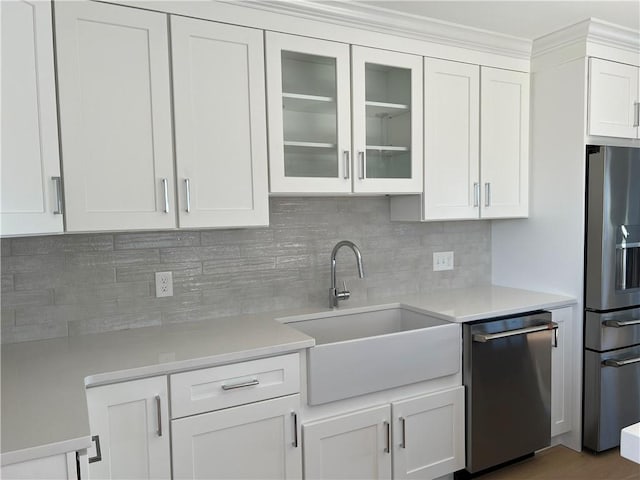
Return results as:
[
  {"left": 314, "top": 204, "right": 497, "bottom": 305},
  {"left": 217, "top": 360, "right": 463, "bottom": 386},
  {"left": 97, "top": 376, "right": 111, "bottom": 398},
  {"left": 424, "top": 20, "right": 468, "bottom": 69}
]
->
[
  {"left": 473, "top": 182, "right": 479, "bottom": 208},
  {"left": 343, "top": 150, "right": 350, "bottom": 180},
  {"left": 88, "top": 435, "right": 102, "bottom": 463},
  {"left": 603, "top": 357, "right": 640, "bottom": 367},
  {"left": 184, "top": 178, "right": 191, "bottom": 213},
  {"left": 384, "top": 421, "right": 391, "bottom": 454},
  {"left": 473, "top": 322, "right": 558, "bottom": 343},
  {"left": 358, "top": 151, "right": 365, "bottom": 180},
  {"left": 400, "top": 417, "right": 406, "bottom": 449},
  {"left": 291, "top": 412, "right": 299, "bottom": 448},
  {"left": 221, "top": 378, "right": 259, "bottom": 390},
  {"left": 161, "top": 178, "right": 169, "bottom": 213},
  {"left": 604, "top": 319, "right": 640, "bottom": 327},
  {"left": 155, "top": 395, "right": 162, "bottom": 437},
  {"left": 52, "top": 176, "right": 63, "bottom": 215},
  {"left": 484, "top": 182, "right": 491, "bottom": 207},
  {"left": 634, "top": 102, "right": 639, "bottom": 127}
]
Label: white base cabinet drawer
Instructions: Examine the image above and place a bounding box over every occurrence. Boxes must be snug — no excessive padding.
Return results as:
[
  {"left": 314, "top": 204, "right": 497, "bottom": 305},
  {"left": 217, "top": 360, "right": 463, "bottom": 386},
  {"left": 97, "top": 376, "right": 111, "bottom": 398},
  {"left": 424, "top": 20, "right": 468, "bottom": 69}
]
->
[
  {"left": 171, "top": 394, "right": 302, "bottom": 480},
  {"left": 170, "top": 353, "right": 300, "bottom": 418}
]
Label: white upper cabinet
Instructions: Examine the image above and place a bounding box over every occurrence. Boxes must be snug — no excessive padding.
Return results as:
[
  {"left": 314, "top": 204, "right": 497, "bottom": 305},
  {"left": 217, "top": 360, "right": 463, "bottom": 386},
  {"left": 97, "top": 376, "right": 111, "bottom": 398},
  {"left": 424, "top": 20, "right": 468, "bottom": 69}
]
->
[
  {"left": 423, "top": 58, "right": 480, "bottom": 220},
  {"left": 266, "top": 32, "right": 352, "bottom": 194},
  {"left": 1, "top": 0, "right": 63, "bottom": 236},
  {"left": 171, "top": 17, "right": 269, "bottom": 228},
  {"left": 588, "top": 58, "right": 640, "bottom": 139},
  {"left": 266, "top": 33, "right": 423, "bottom": 195},
  {"left": 351, "top": 46, "right": 423, "bottom": 194},
  {"left": 480, "top": 66, "right": 529, "bottom": 219},
  {"left": 55, "top": 1, "right": 176, "bottom": 232}
]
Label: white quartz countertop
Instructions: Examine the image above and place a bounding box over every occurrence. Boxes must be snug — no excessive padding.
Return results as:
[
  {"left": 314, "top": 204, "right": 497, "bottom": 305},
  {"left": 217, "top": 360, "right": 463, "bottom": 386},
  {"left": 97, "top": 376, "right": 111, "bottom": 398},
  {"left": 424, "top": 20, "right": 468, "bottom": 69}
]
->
[{"left": 1, "top": 285, "right": 575, "bottom": 465}]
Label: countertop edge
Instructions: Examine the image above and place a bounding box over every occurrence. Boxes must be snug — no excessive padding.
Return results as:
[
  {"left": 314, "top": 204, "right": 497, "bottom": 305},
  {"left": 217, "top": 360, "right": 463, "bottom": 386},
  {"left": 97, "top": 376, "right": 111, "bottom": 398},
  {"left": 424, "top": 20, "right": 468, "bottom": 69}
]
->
[{"left": 1, "top": 436, "right": 92, "bottom": 467}]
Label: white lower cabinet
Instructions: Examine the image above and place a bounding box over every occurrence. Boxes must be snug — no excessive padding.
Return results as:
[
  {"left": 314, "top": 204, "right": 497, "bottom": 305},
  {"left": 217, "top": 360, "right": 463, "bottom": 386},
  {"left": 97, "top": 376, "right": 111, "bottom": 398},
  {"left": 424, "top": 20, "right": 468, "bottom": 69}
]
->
[
  {"left": 85, "top": 376, "right": 171, "bottom": 480},
  {"left": 172, "top": 394, "right": 302, "bottom": 479},
  {"left": 550, "top": 306, "right": 574, "bottom": 437},
  {"left": 303, "top": 386, "right": 465, "bottom": 480},
  {"left": 1, "top": 452, "right": 79, "bottom": 480}
]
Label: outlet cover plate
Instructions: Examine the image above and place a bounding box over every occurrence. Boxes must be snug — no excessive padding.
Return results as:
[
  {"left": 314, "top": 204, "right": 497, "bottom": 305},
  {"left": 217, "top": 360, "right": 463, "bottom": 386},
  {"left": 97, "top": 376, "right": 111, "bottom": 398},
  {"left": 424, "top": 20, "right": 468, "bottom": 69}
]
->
[
  {"left": 433, "top": 251, "right": 454, "bottom": 271},
  {"left": 155, "top": 271, "right": 173, "bottom": 298}
]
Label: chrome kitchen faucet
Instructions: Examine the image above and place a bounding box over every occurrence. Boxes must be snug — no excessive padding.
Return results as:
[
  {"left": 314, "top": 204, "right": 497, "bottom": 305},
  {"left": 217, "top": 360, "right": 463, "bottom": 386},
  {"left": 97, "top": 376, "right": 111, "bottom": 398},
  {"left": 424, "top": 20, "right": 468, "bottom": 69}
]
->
[{"left": 329, "top": 240, "right": 364, "bottom": 308}]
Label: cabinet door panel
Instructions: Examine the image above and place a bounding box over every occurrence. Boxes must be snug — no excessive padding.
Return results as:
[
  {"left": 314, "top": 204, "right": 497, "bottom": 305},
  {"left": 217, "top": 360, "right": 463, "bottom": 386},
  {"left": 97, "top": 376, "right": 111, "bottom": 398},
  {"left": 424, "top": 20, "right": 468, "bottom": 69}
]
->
[
  {"left": 55, "top": 1, "right": 175, "bottom": 231},
  {"left": 392, "top": 387, "right": 465, "bottom": 480},
  {"left": 424, "top": 58, "right": 480, "bottom": 220},
  {"left": 86, "top": 376, "right": 170, "bottom": 480},
  {"left": 588, "top": 58, "right": 639, "bottom": 138},
  {"left": 266, "top": 32, "right": 352, "bottom": 193},
  {"left": 303, "top": 405, "right": 392, "bottom": 480},
  {"left": 172, "top": 17, "right": 268, "bottom": 228},
  {"left": 551, "top": 306, "right": 573, "bottom": 437},
  {"left": 480, "top": 67, "right": 529, "bottom": 219},
  {"left": 172, "top": 394, "right": 301, "bottom": 479},
  {"left": 1, "top": 0, "right": 63, "bottom": 236},
  {"left": 352, "top": 46, "right": 423, "bottom": 194}
]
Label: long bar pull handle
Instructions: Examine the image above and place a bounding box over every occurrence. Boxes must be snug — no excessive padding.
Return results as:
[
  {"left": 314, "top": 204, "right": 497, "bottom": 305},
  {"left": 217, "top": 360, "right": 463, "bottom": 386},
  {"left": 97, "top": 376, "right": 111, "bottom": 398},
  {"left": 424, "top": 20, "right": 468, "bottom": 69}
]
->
[
  {"left": 343, "top": 150, "right": 350, "bottom": 180},
  {"left": 52, "top": 177, "right": 63, "bottom": 215},
  {"left": 88, "top": 435, "right": 102, "bottom": 463},
  {"left": 292, "top": 412, "right": 299, "bottom": 447},
  {"left": 162, "top": 178, "right": 170, "bottom": 213},
  {"left": 221, "top": 378, "right": 259, "bottom": 390},
  {"left": 553, "top": 327, "right": 559, "bottom": 348},
  {"left": 400, "top": 417, "right": 406, "bottom": 449},
  {"left": 604, "top": 319, "right": 640, "bottom": 327},
  {"left": 384, "top": 421, "right": 391, "bottom": 454},
  {"left": 358, "top": 151, "right": 365, "bottom": 180},
  {"left": 185, "top": 178, "right": 191, "bottom": 213},
  {"left": 603, "top": 357, "right": 640, "bottom": 367},
  {"left": 155, "top": 395, "right": 162, "bottom": 437},
  {"left": 473, "top": 322, "right": 558, "bottom": 343},
  {"left": 484, "top": 182, "right": 491, "bottom": 207},
  {"left": 634, "top": 102, "right": 640, "bottom": 127},
  {"left": 473, "top": 182, "right": 479, "bottom": 208}
]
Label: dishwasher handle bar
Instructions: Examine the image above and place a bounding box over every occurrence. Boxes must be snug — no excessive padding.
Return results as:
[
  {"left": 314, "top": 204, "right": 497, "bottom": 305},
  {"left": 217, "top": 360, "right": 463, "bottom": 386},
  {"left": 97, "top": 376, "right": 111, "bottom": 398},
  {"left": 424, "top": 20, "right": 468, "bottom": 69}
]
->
[{"left": 472, "top": 322, "right": 558, "bottom": 343}]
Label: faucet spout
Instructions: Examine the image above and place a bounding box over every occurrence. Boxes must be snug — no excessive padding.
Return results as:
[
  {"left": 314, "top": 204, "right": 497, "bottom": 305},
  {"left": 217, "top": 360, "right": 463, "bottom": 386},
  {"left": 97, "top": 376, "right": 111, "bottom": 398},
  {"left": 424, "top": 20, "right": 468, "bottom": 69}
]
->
[{"left": 330, "top": 240, "right": 365, "bottom": 308}]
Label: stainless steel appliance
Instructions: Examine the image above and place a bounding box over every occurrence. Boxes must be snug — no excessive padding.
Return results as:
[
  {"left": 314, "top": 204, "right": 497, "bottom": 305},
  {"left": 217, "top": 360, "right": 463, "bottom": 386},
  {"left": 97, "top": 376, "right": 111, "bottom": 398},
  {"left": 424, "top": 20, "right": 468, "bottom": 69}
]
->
[
  {"left": 460, "top": 311, "right": 556, "bottom": 475},
  {"left": 584, "top": 145, "right": 640, "bottom": 452}
]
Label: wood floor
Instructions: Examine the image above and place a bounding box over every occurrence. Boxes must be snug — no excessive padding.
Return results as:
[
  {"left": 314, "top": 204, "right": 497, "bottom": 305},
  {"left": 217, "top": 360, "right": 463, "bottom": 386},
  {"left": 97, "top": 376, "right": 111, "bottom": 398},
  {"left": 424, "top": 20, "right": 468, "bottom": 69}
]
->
[{"left": 479, "top": 445, "right": 640, "bottom": 480}]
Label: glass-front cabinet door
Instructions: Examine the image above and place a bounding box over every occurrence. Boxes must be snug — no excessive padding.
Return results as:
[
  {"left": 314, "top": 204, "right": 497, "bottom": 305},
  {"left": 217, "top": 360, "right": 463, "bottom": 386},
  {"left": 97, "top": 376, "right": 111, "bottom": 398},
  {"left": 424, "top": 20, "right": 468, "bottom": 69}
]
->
[
  {"left": 351, "top": 46, "right": 423, "bottom": 194},
  {"left": 266, "top": 32, "right": 351, "bottom": 193}
]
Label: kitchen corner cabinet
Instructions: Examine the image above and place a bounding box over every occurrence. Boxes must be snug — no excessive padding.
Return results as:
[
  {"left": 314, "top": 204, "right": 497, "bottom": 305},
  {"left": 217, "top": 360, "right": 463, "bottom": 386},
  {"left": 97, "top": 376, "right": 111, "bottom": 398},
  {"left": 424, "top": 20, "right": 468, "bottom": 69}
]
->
[
  {"left": 1, "top": 0, "right": 63, "bottom": 236},
  {"left": 85, "top": 376, "right": 171, "bottom": 480},
  {"left": 303, "top": 386, "right": 464, "bottom": 480},
  {"left": 170, "top": 16, "right": 269, "bottom": 228},
  {"left": 391, "top": 62, "right": 528, "bottom": 221},
  {"left": 588, "top": 58, "right": 640, "bottom": 139},
  {"left": 551, "top": 306, "right": 574, "bottom": 437},
  {"left": 266, "top": 32, "right": 423, "bottom": 195},
  {"left": 54, "top": 1, "right": 176, "bottom": 232}
]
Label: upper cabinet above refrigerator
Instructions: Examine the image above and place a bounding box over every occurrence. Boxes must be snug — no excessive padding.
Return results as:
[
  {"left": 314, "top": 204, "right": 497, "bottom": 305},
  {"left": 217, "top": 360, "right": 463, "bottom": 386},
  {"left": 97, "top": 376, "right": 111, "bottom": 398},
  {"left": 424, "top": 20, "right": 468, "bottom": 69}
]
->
[{"left": 266, "top": 32, "right": 423, "bottom": 195}]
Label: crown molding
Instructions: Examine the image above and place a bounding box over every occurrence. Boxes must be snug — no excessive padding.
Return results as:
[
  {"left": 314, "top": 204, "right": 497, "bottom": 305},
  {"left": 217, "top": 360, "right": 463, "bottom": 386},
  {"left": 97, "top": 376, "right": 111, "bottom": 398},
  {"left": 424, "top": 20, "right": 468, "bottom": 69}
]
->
[
  {"left": 533, "top": 18, "right": 640, "bottom": 60},
  {"left": 230, "top": 0, "right": 532, "bottom": 59}
]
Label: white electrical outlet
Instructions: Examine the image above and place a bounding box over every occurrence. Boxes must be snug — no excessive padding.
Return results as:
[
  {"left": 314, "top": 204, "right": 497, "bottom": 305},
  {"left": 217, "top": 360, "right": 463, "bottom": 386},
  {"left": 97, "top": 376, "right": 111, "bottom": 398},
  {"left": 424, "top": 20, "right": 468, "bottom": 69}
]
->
[
  {"left": 433, "top": 251, "right": 454, "bottom": 271},
  {"left": 155, "top": 271, "right": 173, "bottom": 298}
]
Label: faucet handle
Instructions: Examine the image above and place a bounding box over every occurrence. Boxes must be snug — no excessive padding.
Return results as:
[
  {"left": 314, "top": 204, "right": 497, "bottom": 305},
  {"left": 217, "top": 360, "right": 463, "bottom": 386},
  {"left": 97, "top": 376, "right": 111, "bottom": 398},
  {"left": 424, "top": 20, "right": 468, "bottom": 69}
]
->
[{"left": 342, "top": 280, "right": 348, "bottom": 293}]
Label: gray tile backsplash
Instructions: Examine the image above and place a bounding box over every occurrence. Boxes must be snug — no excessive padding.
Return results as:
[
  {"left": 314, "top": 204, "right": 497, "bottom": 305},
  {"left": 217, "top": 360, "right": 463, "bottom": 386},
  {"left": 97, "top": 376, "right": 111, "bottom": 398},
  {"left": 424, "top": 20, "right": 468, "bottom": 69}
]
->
[{"left": 0, "top": 197, "right": 491, "bottom": 343}]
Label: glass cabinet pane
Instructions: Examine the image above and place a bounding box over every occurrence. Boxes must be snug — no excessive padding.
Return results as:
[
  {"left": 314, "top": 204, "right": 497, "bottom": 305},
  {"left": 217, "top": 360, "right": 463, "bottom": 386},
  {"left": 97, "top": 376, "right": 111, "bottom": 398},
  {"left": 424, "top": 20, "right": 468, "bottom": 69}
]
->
[
  {"left": 364, "top": 63, "right": 412, "bottom": 179},
  {"left": 281, "top": 51, "right": 339, "bottom": 178}
]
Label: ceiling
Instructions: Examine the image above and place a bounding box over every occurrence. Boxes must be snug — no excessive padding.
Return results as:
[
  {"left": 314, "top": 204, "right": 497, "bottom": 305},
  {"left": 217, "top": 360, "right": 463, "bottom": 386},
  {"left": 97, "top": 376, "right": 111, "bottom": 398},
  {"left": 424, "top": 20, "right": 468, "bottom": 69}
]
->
[{"left": 353, "top": 1, "right": 640, "bottom": 39}]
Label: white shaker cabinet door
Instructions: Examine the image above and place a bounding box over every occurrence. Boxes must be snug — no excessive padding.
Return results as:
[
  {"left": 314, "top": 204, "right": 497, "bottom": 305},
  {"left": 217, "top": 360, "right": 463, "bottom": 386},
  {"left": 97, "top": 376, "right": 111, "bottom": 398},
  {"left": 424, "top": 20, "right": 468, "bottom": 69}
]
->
[
  {"left": 303, "top": 405, "right": 392, "bottom": 480},
  {"left": 480, "top": 67, "right": 530, "bottom": 219},
  {"left": 1, "top": 0, "right": 63, "bottom": 236},
  {"left": 392, "top": 387, "right": 465, "bottom": 480},
  {"left": 588, "top": 58, "right": 639, "bottom": 139},
  {"left": 171, "top": 17, "right": 268, "bottom": 228},
  {"left": 172, "top": 394, "right": 302, "bottom": 480},
  {"left": 423, "top": 58, "right": 480, "bottom": 220},
  {"left": 54, "top": 1, "right": 176, "bottom": 232},
  {"left": 86, "top": 376, "right": 170, "bottom": 480},
  {"left": 551, "top": 306, "right": 574, "bottom": 437}
]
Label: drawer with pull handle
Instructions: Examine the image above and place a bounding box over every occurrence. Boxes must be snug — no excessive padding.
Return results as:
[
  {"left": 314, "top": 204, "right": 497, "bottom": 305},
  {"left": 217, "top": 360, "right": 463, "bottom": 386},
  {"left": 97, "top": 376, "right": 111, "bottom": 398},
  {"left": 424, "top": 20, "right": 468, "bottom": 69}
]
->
[{"left": 170, "top": 353, "right": 300, "bottom": 418}]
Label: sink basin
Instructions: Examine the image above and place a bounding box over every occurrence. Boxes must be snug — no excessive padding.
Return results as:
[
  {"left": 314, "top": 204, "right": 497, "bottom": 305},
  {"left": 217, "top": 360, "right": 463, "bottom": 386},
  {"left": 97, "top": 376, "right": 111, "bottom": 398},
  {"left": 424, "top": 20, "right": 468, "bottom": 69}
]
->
[{"left": 282, "top": 306, "right": 461, "bottom": 405}]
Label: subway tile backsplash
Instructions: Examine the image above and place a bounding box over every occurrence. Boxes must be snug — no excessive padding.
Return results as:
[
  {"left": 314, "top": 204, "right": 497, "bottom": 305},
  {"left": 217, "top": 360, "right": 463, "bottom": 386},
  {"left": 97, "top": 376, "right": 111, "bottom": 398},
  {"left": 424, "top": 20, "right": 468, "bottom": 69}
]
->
[{"left": 0, "top": 197, "right": 491, "bottom": 343}]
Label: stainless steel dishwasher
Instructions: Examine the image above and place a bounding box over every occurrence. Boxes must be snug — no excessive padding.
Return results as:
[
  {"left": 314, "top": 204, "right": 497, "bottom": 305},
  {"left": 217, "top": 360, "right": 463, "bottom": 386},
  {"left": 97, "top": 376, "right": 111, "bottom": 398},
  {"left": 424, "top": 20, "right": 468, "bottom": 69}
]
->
[{"left": 459, "top": 311, "right": 557, "bottom": 476}]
